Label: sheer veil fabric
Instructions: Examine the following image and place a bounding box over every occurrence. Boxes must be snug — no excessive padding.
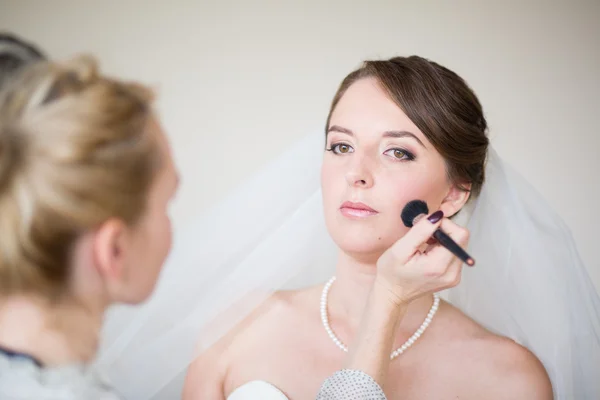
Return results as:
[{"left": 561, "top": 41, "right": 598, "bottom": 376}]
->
[{"left": 96, "top": 130, "right": 600, "bottom": 399}]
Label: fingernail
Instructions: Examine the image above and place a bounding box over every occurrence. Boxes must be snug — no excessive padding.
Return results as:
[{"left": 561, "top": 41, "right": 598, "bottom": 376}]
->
[{"left": 427, "top": 210, "right": 444, "bottom": 224}]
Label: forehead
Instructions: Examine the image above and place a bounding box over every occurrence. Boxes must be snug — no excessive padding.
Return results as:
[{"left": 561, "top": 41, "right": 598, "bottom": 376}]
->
[{"left": 329, "top": 77, "right": 423, "bottom": 139}]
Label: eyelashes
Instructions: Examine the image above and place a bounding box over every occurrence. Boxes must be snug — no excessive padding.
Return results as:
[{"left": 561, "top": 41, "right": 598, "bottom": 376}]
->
[
  {"left": 383, "top": 148, "right": 416, "bottom": 161},
  {"left": 326, "top": 142, "right": 416, "bottom": 162},
  {"left": 326, "top": 142, "right": 353, "bottom": 155}
]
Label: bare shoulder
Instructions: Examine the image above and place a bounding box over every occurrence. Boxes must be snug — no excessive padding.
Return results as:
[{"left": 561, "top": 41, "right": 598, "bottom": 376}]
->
[
  {"left": 182, "top": 297, "right": 266, "bottom": 399},
  {"left": 228, "top": 285, "right": 320, "bottom": 338},
  {"left": 490, "top": 339, "right": 553, "bottom": 399},
  {"left": 438, "top": 302, "right": 553, "bottom": 399},
  {"left": 182, "top": 286, "right": 320, "bottom": 399},
  {"left": 226, "top": 285, "right": 321, "bottom": 351},
  {"left": 472, "top": 334, "right": 553, "bottom": 399}
]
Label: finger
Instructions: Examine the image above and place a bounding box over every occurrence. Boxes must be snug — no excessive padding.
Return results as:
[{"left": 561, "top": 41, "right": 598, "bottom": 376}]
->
[
  {"left": 420, "top": 238, "right": 467, "bottom": 278},
  {"left": 417, "top": 242, "right": 429, "bottom": 253},
  {"left": 389, "top": 210, "right": 444, "bottom": 263},
  {"left": 435, "top": 218, "right": 472, "bottom": 265},
  {"left": 421, "top": 235, "right": 439, "bottom": 255},
  {"left": 438, "top": 218, "right": 470, "bottom": 246},
  {"left": 440, "top": 256, "right": 464, "bottom": 289},
  {"left": 423, "top": 240, "right": 438, "bottom": 253}
]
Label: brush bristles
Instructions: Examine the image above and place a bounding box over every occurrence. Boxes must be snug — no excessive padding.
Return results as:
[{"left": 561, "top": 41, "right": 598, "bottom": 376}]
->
[{"left": 401, "top": 200, "right": 429, "bottom": 227}]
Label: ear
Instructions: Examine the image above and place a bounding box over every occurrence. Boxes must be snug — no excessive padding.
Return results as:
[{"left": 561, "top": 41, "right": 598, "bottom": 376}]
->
[
  {"left": 440, "top": 183, "right": 471, "bottom": 218},
  {"left": 92, "top": 219, "right": 128, "bottom": 282}
]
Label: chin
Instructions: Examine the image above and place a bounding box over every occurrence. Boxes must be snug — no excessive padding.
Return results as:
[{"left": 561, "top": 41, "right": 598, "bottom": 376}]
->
[
  {"left": 329, "top": 231, "right": 394, "bottom": 263},
  {"left": 327, "top": 214, "right": 401, "bottom": 245}
]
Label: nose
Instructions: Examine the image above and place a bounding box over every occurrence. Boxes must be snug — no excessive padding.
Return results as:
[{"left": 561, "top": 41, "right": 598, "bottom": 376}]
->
[{"left": 345, "top": 157, "right": 374, "bottom": 188}]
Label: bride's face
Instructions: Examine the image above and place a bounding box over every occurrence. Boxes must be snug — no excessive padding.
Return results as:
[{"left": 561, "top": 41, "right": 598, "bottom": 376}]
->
[{"left": 321, "top": 77, "right": 453, "bottom": 260}]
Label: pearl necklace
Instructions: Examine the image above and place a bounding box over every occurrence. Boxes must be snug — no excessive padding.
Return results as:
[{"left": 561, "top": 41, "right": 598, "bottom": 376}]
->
[{"left": 320, "top": 276, "right": 440, "bottom": 360}]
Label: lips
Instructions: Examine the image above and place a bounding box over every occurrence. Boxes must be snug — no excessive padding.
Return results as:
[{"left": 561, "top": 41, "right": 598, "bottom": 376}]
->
[{"left": 340, "top": 201, "right": 379, "bottom": 218}]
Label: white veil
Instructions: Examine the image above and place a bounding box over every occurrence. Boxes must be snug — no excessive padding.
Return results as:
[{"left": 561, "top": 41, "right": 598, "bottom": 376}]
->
[{"left": 95, "top": 129, "right": 600, "bottom": 400}]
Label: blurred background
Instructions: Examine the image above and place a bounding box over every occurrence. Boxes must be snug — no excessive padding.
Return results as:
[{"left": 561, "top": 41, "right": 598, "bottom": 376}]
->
[{"left": 1, "top": 0, "right": 598, "bottom": 290}]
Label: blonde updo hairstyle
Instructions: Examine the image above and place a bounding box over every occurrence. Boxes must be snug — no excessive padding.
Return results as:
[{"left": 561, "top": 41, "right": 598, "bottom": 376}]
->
[{"left": 0, "top": 56, "right": 162, "bottom": 300}]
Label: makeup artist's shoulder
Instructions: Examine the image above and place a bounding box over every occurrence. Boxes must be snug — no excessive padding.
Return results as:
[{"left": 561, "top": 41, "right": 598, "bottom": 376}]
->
[{"left": 440, "top": 302, "right": 553, "bottom": 399}]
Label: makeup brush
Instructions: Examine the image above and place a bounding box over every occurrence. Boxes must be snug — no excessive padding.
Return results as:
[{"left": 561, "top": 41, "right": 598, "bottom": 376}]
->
[{"left": 401, "top": 200, "right": 475, "bottom": 266}]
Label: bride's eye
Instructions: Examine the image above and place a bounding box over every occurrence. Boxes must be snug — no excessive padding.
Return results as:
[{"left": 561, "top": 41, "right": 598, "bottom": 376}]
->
[
  {"left": 326, "top": 143, "right": 354, "bottom": 155},
  {"left": 384, "top": 148, "right": 415, "bottom": 161}
]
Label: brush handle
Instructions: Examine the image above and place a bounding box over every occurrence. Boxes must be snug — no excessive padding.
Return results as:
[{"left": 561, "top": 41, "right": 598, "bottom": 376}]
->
[{"left": 432, "top": 229, "right": 475, "bottom": 266}]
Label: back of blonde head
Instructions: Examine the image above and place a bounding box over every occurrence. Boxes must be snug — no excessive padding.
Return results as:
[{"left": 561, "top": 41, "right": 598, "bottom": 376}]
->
[{"left": 0, "top": 56, "right": 160, "bottom": 299}]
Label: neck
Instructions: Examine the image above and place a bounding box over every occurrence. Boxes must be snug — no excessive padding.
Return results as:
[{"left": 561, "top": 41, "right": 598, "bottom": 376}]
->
[
  {"left": 0, "top": 293, "right": 107, "bottom": 367},
  {"left": 328, "top": 251, "right": 435, "bottom": 342}
]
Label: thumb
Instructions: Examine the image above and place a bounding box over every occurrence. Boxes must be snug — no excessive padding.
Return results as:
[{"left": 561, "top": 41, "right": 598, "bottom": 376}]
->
[{"left": 388, "top": 210, "right": 444, "bottom": 264}]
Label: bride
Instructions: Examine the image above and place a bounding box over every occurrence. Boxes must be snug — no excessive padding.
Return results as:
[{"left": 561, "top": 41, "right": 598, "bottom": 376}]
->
[
  {"left": 180, "top": 55, "right": 560, "bottom": 399},
  {"left": 97, "top": 55, "right": 600, "bottom": 400}
]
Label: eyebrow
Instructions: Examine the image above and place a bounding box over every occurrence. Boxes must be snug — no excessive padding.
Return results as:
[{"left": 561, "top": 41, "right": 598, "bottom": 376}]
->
[{"left": 327, "top": 125, "right": 426, "bottom": 148}]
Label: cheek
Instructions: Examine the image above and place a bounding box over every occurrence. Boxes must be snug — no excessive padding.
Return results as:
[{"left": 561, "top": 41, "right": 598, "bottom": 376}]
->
[
  {"left": 321, "top": 163, "right": 343, "bottom": 224},
  {"left": 320, "top": 161, "right": 334, "bottom": 188},
  {"left": 385, "top": 167, "right": 448, "bottom": 214},
  {"left": 154, "top": 213, "right": 173, "bottom": 265},
  {"left": 139, "top": 213, "right": 172, "bottom": 296},
  {"left": 138, "top": 212, "right": 172, "bottom": 279},
  {"left": 321, "top": 160, "right": 343, "bottom": 200}
]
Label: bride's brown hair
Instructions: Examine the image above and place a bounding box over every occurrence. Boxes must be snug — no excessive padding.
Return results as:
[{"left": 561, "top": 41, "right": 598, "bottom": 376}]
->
[{"left": 326, "top": 55, "right": 489, "bottom": 198}]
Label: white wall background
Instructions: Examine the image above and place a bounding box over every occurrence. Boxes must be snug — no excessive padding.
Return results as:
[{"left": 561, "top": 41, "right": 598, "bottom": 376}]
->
[{"left": 1, "top": 0, "right": 598, "bottom": 293}]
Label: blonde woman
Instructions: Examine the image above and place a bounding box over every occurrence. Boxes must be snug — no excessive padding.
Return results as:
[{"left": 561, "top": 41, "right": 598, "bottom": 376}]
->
[{"left": 0, "top": 56, "right": 179, "bottom": 398}]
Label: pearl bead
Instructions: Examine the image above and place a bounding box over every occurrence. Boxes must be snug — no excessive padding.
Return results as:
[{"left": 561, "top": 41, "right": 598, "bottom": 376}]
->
[{"left": 320, "top": 276, "right": 440, "bottom": 360}]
